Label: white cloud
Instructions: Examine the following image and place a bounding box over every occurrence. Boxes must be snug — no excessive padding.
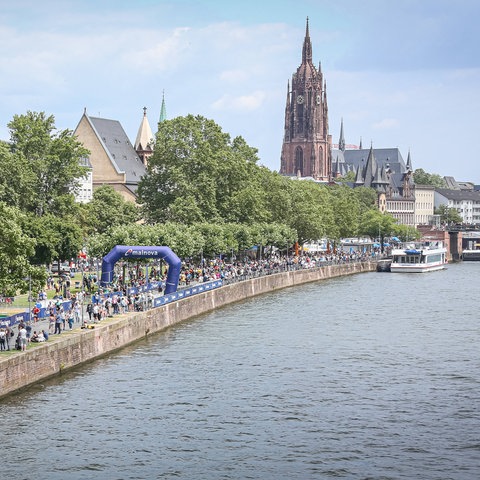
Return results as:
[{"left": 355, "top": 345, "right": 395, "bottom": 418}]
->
[
  {"left": 212, "top": 91, "right": 267, "bottom": 112},
  {"left": 220, "top": 69, "right": 250, "bottom": 83},
  {"left": 372, "top": 118, "right": 400, "bottom": 130}
]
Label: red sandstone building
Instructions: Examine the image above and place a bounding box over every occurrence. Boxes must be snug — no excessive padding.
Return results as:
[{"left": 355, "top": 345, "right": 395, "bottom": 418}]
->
[{"left": 279, "top": 18, "right": 332, "bottom": 182}]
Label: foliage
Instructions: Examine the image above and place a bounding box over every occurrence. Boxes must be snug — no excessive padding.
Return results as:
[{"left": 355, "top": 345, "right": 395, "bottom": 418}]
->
[
  {"left": 329, "top": 185, "right": 361, "bottom": 239},
  {"left": 336, "top": 170, "right": 356, "bottom": 183},
  {"left": 81, "top": 185, "right": 140, "bottom": 235},
  {"left": 413, "top": 168, "right": 446, "bottom": 188},
  {"left": 138, "top": 115, "right": 269, "bottom": 224},
  {"left": 0, "top": 203, "right": 46, "bottom": 296},
  {"left": 4, "top": 111, "right": 90, "bottom": 217},
  {"left": 392, "top": 224, "right": 421, "bottom": 242},
  {"left": 24, "top": 213, "right": 84, "bottom": 265},
  {"left": 434, "top": 204, "right": 463, "bottom": 224},
  {"left": 359, "top": 209, "right": 398, "bottom": 251},
  {"left": 287, "top": 181, "right": 335, "bottom": 245}
]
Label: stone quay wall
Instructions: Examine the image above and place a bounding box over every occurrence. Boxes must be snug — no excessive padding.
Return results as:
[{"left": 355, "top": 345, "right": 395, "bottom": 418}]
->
[{"left": 0, "top": 261, "right": 375, "bottom": 399}]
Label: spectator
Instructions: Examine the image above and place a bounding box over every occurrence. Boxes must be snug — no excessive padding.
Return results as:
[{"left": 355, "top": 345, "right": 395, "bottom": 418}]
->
[
  {"left": 18, "top": 325, "right": 27, "bottom": 351},
  {"left": 0, "top": 328, "right": 6, "bottom": 351}
]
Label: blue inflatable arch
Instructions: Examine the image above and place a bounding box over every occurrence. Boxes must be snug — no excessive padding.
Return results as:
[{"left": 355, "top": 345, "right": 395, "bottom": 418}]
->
[{"left": 100, "top": 245, "right": 182, "bottom": 294}]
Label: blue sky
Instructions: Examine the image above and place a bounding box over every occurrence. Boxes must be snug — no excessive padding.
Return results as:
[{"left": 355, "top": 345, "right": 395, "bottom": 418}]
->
[{"left": 1, "top": 0, "right": 480, "bottom": 182}]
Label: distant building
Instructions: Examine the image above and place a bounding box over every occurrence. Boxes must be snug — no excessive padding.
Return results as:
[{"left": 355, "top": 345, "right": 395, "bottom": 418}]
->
[
  {"left": 134, "top": 93, "right": 167, "bottom": 167},
  {"left": 73, "top": 93, "right": 167, "bottom": 203},
  {"left": 74, "top": 156, "right": 93, "bottom": 203},
  {"left": 74, "top": 109, "right": 146, "bottom": 203},
  {"left": 134, "top": 107, "right": 154, "bottom": 167},
  {"left": 414, "top": 184, "right": 435, "bottom": 226},
  {"left": 435, "top": 188, "right": 480, "bottom": 225},
  {"left": 332, "top": 137, "right": 416, "bottom": 226},
  {"left": 279, "top": 18, "right": 332, "bottom": 181}
]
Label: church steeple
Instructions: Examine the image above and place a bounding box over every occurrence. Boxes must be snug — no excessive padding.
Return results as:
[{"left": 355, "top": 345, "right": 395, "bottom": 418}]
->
[
  {"left": 406, "top": 149, "right": 412, "bottom": 172},
  {"left": 302, "top": 17, "right": 312, "bottom": 63},
  {"left": 159, "top": 90, "right": 167, "bottom": 124},
  {"left": 280, "top": 18, "right": 332, "bottom": 181},
  {"left": 135, "top": 107, "right": 154, "bottom": 166},
  {"left": 338, "top": 118, "right": 345, "bottom": 152}
]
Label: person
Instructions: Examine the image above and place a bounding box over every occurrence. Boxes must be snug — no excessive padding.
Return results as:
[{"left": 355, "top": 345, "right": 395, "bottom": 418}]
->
[
  {"left": 18, "top": 325, "right": 27, "bottom": 351},
  {"left": 86, "top": 303, "right": 93, "bottom": 322},
  {"left": 32, "top": 305, "right": 40, "bottom": 323},
  {"left": 30, "top": 331, "right": 39, "bottom": 342},
  {"left": 25, "top": 323, "right": 32, "bottom": 344},
  {"left": 49, "top": 311, "right": 55, "bottom": 334},
  {"left": 92, "top": 303, "right": 99, "bottom": 322},
  {"left": 67, "top": 310, "right": 74, "bottom": 330},
  {"left": 42, "top": 330, "right": 49, "bottom": 341},
  {"left": 4, "top": 325, "right": 12, "bottom": 350},
  {"left": 0, "top": 328, "right": 6, "bottom": 351},
  {"left": 54, "top": 314, "right": 62, "bottom": 334}
]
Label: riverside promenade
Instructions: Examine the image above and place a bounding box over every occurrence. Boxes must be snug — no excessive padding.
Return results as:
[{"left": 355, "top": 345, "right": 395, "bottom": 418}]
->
[{"left": 0, "top": 260, "right": 376, "bottom": 399}]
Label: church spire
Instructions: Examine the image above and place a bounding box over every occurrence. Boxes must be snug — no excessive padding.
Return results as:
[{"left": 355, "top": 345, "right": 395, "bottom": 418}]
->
[
  {"left": 280, "top": 18, "right": 331, "bottom": 181},
  {"left": 406, "top": 149, "right": 412, "bottom": 172},
  {"left": 159, "top": 90, "right": 167, "bottom": 123},
  {"left": 338, "top": 118, "right": 345, "bottom": 152},
  {"left": 135, "top": 107, "right": 154, "bottom": 165},
  {"left": 302, "top": 17, "right": 312, "bottom": 64}
]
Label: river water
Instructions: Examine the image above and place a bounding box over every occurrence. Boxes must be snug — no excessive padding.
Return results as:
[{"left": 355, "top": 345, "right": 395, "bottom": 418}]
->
[{"left": 2, "top": 263, "right": 480, "bottom": 479}]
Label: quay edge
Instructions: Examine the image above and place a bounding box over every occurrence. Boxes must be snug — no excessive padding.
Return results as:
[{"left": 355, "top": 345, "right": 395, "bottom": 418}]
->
[{"left": 0, "top": 261, "right": 376, "bottom": 400}]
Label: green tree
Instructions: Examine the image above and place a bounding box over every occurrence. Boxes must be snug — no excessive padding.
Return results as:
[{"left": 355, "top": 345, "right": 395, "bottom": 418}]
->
[
  {"left": 82, "top": 185, "right": 139, "bottom": 235},
  {"left": 287, "top": 181, "right": 334, "bottom": 245},
  {"left": 352, "top": 186, "right": 378, "bottom": 211},
  {"left": 413, "top": 168, "right": 447, "bottom": 188},
  {"left": 6, "top": 111, "right": 89, "bottom": 216},
  {"left": 336, "top": 170, "right": 356, "bottom": 183},
  {"left": 0, "top": 203, "right": 46, "bottom": 296},
  {"left": 393, "top": 224, "right": 421, "bottom": 242},
  {"left": 359, "top": 209, "right": 398, "bottom": 252},
  {"left": 26, "top": 213, "right": 84, "bottom": 265},
  {"left": 329, "top": 185, "right": 361, "bottom": 239},
  {"left": 434, "top": 204, "right": 463, "bottom": 224},
  {"left": 138, "top": 115, "right": 267, "bottom": 225}
]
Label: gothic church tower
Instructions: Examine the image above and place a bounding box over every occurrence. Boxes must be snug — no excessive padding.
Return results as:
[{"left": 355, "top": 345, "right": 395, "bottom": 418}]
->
[{"left": 280, "top": 18, "right": 332, "bottom": 181}]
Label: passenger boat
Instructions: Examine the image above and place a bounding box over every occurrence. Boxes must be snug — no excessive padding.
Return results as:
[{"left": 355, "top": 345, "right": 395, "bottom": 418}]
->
[
  {"left": 462, "top": 240, "right": 480, "bottom": 261},
  {"left": 462, "top": 249, "right": 480, "bottom": 261},
  {"left": 390, "top": 242, "right": 447, "bottom": 273}
]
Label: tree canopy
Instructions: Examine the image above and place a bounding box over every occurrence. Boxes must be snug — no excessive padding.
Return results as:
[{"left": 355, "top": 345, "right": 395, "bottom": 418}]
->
[
  {"left": 4, "top": 111, "right": 89, "bottom": 217},
  {"left": 0, "top": 110, "right": 413, "bottom": 296},
  {"left": 413, "top": 168, "right": 446, "bottom": 188}
]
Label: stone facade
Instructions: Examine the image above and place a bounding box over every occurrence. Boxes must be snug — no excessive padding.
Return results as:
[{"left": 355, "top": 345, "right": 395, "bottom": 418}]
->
[
  {"left": 280, "top": 18, "right": 332, "bottom": 181},
  {"left": 74, "top": 111, "right": 146, "bottom": 203}
]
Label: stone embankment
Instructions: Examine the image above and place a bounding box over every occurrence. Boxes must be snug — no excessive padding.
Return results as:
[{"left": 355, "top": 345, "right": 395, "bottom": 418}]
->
[{"left": 0, "top": 261, "right": 375, "bottom": 399}]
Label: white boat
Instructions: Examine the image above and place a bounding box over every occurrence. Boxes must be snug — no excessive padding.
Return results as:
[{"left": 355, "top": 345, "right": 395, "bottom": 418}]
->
[
  {"left": 462, "top": 249, "right": 480, "bottom": 261},
  {"left": 390, "top": 241, "right": 447, "bottom": 273}
]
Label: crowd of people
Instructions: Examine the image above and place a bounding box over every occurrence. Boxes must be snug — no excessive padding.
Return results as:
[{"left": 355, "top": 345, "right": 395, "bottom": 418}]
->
[{"left": 1, "top": 249, "right": 372, "bottom": 354}]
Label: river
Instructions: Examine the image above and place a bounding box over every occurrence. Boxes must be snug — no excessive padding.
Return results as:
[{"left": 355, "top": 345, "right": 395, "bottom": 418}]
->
[{"left": 2, "top": 263, "right": 480, "bottom": 479}]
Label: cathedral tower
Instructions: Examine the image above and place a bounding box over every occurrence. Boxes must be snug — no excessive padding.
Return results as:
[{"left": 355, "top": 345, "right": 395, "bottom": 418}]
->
[{"left": 280, "top": 18, "right": 332, "bottom": 181}]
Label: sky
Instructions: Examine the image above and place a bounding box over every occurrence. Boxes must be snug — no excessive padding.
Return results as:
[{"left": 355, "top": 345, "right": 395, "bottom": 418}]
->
[{"left": 1, "top": 0, "right": 480, "bottom": 182}]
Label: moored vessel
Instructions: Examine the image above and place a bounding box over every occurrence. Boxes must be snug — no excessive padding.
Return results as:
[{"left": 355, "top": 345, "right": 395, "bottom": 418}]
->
[{"left": 390, "top": 242, "right": 447, "bottom": 273}]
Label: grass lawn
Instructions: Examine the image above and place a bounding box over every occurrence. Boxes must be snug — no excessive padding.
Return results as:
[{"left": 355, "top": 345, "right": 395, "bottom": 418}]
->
[{"left": 7, "top": 272, "right": 90, "bottom": 309}]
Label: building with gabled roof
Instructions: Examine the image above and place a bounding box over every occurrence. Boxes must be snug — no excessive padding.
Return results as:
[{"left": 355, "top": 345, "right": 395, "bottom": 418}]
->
[
  {"left": 74, "top": 109, "right": 146, "bottom": 202},
  {"left": 332, "top": 131, "right": 416, "bottom": 225},
  {"left": 134, "top": 107, "right": 154, "bottom": 166}
]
